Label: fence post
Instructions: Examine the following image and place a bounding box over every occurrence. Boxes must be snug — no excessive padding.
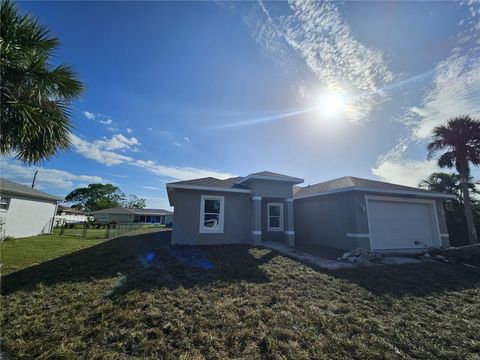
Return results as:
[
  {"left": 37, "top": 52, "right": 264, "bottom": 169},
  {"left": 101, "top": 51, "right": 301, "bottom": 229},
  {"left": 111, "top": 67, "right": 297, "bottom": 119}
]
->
[
  {"left": 82, "top": 222, "right": 87, "bottom": 238},
  {"left": 105, "top": 226, "right": 110, "bottom": 240},
  {"left": 60, "top": 223, "right": 64, "bottom": 235}
]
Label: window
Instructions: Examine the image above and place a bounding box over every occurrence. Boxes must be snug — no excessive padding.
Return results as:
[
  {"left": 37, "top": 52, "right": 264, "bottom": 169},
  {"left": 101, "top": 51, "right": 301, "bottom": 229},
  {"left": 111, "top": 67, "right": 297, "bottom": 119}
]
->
[
  {"left": 0, "top": 197, "right": 10, "bottom": 211},
  {"left": 267, "top": 203, "right": 283, "bottom": 231},
  {"left": 200, "top": 195, "right": 224, "bottom": 233}
]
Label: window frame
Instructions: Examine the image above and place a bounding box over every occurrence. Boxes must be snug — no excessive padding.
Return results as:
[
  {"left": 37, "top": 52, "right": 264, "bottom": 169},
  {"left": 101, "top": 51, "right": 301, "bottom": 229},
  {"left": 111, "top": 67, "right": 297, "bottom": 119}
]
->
[
  {"left": 267, "top": 202, "right": 284, "bottom": 231},
  {"left": 199, "top": 195, "right": 225, "bottom": 234},
  {"left": 0, "top": 197, "right": 11, "bottom": 211}
]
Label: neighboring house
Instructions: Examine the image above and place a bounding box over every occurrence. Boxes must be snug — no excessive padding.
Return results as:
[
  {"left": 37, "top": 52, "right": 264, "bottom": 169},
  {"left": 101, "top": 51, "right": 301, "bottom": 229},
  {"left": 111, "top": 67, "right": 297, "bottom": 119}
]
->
[
  {"left": 54, "top": 205, "right": 91, "bottom": 226},
  {"left": 0, "top": 178, "right": 62, "bottom": 238},
  {"left": 166, "top": 171, "right": 454, "bottom": 252},
  {"left": 92, "top": 207, "right": 173, "bottom": 225}
]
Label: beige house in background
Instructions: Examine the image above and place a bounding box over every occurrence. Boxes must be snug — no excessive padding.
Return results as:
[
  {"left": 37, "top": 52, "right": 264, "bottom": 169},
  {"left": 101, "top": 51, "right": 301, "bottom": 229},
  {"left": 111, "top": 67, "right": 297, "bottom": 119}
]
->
[{"left": 92, "top": 207, "right": 173, "bottom": 225}]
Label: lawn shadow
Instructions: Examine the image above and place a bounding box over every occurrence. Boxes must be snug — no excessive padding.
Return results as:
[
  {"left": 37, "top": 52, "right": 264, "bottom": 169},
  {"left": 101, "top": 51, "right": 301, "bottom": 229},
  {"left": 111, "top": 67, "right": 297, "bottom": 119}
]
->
[
  {"left": 328, "top": 261, "right": 480, "bottom": 297},
  {"left": 1, "top": 231, "right": 276, "bottom": 296}
]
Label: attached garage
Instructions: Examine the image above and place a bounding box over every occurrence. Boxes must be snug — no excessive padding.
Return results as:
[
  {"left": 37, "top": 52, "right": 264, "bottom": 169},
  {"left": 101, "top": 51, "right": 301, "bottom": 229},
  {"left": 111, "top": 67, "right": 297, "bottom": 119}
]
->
[
  {"left": 294, "top": 176, "right": 453, "bottom": 252},
  {"left": 365, "top": 196, "right": 441, "bottom": 250}
]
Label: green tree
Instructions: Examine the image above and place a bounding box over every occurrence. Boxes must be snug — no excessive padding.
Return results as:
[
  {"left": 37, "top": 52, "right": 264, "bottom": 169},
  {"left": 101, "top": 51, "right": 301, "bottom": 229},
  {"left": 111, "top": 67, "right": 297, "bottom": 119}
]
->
[
  {"left": 124, "top": 195, "right": 146, "bottom": 209},
  {"left": 0, "top": 0, "right": 84, "bottom": 163},
  {"left": 428, "top": 116, "right": 480, "bottom": 245},
  {"left": 65, "top": 184, "right": 126, "bottom": 212},
  {"left": 419, "top": 172, "right": 479, "bottom": 201}
]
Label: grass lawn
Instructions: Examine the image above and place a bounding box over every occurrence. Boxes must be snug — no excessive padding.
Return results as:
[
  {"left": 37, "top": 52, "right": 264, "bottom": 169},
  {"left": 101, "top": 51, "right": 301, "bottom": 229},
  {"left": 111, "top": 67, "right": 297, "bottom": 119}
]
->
[
  {"left": 1, "top": 235, "right": 104, "bottom": 275},
  {"left": 2, "top": 231, "right": 480, "bottom": 359}
]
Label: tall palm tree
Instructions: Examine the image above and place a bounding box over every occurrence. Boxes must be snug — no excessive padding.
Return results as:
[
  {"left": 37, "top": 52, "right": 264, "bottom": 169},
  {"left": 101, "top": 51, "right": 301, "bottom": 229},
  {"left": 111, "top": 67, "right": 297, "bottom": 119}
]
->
[
  {"left": 0, "top": 0, "right": 84, "bottom": 164},
  {"left": 428, "top": 116, "right": 480, "bottom": 245}
]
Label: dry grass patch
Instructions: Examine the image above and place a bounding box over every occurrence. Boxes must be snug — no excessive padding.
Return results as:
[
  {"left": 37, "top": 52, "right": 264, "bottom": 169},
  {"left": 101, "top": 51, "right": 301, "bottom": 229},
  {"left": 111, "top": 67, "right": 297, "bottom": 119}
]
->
[{"left": 2, "top": 231, "right": 480, "bottom": 359}]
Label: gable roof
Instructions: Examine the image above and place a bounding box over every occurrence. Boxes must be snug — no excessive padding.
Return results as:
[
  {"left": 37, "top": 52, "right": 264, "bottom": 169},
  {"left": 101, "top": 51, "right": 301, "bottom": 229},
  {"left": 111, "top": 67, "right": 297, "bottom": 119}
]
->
[
  {"left": 167, "top": 176, "right": 247, "bottom": 189},
  {"left": 92, "top": 207, "right": 173, "bottom": 215},
  {"left": 294, "top": 176, "right": 455, "bottom": 199},
  {"left": 0, "top": 178, "right": 62, "bottom": 202},
  {"left": 236, "top": 171, "right": 304, "bottom": 185}
]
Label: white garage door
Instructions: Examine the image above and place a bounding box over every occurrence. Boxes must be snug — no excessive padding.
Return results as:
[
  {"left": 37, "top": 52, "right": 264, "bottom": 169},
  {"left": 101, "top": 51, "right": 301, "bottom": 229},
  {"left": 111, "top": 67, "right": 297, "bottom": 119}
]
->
[{"left": 367, "top": 198, "right": 439, "bottom": 250}]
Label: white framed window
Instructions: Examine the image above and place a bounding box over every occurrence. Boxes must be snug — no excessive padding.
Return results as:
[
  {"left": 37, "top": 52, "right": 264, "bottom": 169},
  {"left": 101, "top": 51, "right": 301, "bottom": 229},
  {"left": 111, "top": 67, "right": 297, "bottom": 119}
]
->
[
  {"left": 199, "top": 195, "right": 224, "bottom": 233},
  {"left": 267, "top": 203, "right": 283, "bottom": 231},
  {"left": 0, "top": 197, "right": 11, "bottom": 211}
]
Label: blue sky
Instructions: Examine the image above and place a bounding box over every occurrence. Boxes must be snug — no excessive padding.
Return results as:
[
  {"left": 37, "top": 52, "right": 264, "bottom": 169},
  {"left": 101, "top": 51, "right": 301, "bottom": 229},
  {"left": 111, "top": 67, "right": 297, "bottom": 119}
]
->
[{"left": 3, "top": 1, "right": 480, "bottom": 210}]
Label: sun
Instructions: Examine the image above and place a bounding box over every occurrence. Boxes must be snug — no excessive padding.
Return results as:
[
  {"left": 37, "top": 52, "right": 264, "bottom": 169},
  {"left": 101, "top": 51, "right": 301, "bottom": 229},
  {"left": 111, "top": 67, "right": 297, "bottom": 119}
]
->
[{"left": 318, "top": 91, "right": 346, "bottom": 117}]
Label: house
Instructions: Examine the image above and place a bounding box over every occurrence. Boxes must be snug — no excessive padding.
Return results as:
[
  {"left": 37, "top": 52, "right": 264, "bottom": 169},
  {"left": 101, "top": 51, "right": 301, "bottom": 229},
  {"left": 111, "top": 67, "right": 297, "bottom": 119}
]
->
[
  {"left": 0, "top": 178, "right": 62, "bottom": 238},
  {"left": 166, "top": 171, "right": 453, "bottom": 252},
  {"left": 54, "top": 205, "right": 91, "bottom": 226},
  {"left": 92, "top": 207, "right": 173, "bottom": 225}
]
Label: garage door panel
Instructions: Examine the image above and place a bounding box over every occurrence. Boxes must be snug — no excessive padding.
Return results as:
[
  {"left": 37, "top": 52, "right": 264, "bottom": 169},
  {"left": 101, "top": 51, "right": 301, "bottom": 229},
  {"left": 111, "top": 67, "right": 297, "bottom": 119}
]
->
[{"left": 368, "top": 200, "right": 438, "bottom": 250}]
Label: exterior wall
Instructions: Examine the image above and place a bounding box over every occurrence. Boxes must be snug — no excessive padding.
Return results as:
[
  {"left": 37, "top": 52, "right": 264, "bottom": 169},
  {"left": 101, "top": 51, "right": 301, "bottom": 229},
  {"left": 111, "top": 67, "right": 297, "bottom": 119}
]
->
[
  {"left": 249, "top": 180, "right": 293, "bottom": 198},
  {"left": 261, "top": 198, "right": 288, "bottom": 243},
  {"left": 54, "top": 212, "right": 90, "bottom": 226},
  {"left": 294, "top": 192, "right": 359, "bottom": 250},
  {"left": 171, "top": 189, "right": 252, "bottom": 245},
  {"left": 294, "top": 191, "right": 451, "bottom": 251},
  {"left": 0, "top": 195, "right": 57, "bottom": 238},
  {"left": 93, "top": 213, "right": 133, "bottom": 223},
  {"left": 164, "top": 214, "right": 174, "bottom": 225}
]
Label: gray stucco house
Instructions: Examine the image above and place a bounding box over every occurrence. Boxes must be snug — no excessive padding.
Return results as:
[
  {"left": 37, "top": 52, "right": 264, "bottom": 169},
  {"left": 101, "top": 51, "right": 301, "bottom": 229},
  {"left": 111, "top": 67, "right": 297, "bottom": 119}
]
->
[{"left": 166, "top": 171, "right": 454, "bottom": 252}]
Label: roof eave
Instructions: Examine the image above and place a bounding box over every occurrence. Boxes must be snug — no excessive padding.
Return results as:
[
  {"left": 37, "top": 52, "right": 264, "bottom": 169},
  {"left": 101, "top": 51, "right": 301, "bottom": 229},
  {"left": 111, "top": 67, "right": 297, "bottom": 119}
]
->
[
  {"left": 293, "top": 186, "right": 456, "bottom": 200},
  {"left": 235, "top": 175, "right": 304, "bottom": 185}
]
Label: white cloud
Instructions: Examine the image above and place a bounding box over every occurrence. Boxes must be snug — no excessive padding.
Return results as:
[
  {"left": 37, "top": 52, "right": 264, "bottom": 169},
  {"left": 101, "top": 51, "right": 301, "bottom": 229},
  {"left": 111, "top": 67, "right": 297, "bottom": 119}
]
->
[
  {"left": 142, "top": 186, "right": 160, "bottom": 190},
  {"left": 184, "top": 136, "right": 190, "bottom": 142},
  {"left": 1, "top": 161, "right": 105, "bottom": 191},
  {"left": 400, "top": 1, "right": 480, "bottom": 139},
  {"left": 372, "top": 159, "right": 438, "bottom": 188},
  {"left": 100, "top": 119, "right": 113, "bottom": 125},
  {"left": 373, "top": 1, "right": 480, "bottom": 185},
  {"left": 148, "top": 128, "right": 153, "bottom": 132},
  {"left": 173, "top": 142, "right": 181, "bottom": 147},
  {"left": 70, "top": 134, "right": 134, "bottom": 166},
  {"left": 131, "top": 160, "right": 234, "bottom": 181},
  {"left": 245, "top": 0, "right": 394, "bottom": 123},
  {"left": 127, "top": 128, "right": 133, "bottom": 133},
  {"left": 69, "top": 134, "right": 234, "bottom": 181},
  {"left": 96, "top": 134, "right": 140, "bottom": 151},
  {"left": 83, "top": 111, "right": 95, "bottom": 120}
]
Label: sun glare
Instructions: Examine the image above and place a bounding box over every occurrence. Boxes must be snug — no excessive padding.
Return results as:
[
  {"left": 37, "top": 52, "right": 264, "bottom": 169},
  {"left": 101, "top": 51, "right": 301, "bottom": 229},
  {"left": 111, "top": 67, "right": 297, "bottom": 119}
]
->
[{"left": 318, "top": 91, "right": 346, "bottom": 117}]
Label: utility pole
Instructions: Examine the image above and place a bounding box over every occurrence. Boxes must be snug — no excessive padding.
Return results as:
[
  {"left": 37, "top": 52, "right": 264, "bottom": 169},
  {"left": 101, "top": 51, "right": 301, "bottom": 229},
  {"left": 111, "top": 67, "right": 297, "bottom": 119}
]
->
[{"left": 31, "top": 170, "right": 38, "bottom": 188}]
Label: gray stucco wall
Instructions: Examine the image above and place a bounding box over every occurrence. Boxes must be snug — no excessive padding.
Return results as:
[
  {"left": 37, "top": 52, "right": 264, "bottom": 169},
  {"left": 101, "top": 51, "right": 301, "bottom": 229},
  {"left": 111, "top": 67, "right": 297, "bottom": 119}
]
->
[
  {"left": 171, "top": 189, "right": 252, "bottom": 245},
  {"left": 294, "top": 191, "right": 451, "bottom": 251},
  {"left": 261, "top": 198, "right": 288, "bottom": 243},
  {"left": 249, "top": 180, "right": 293, "bottom": 198},
  {"left": 294, "top": 192, "right": 361, "bottom": 250}
]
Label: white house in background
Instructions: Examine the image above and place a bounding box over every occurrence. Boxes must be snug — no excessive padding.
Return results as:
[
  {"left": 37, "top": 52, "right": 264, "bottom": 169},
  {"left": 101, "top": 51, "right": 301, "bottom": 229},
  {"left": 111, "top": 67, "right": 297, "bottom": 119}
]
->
[
  {"left": 0, "top": 178, "right": 62, "bottom": 238},
  {"left": 54, "top": 205, "right": 91, "bottom": 226}
]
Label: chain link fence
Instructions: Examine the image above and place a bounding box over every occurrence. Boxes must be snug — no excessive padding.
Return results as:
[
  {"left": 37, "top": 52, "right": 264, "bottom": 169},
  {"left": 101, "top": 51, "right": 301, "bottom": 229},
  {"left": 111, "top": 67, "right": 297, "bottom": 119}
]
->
[{"left": 52, "top": 222, "right": 161, "bottom": 240}]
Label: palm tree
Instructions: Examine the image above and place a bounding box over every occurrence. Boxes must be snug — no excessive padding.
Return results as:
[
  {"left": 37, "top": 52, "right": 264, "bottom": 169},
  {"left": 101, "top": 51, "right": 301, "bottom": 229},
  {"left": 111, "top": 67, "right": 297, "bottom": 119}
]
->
[
  {"left": 428, "top": 116, "right": 480, "bottom": 245},
  {"left": 419, "top": 172, "right": 479, "bottom": 202},
  {"left": 0, "top": 0, "right": 84, "bottom": 164}
]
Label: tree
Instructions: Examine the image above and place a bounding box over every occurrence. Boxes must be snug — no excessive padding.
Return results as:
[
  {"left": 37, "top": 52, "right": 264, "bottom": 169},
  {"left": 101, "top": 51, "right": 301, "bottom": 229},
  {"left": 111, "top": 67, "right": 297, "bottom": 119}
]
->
[
  {"left": 65, "top": 184, "right": 126, "bottom": 212},
  {"left": 0, "top": 0, "right": 84, "bottom": 164},
  {"left": 419, "top": 172, "right": 479, "bottom": 201},
  {"left": 428, "top": 116, "right": 480, "bottom": 245},
  {"left": 124, "top": 195, "right": 146, "bottom": 209}
]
